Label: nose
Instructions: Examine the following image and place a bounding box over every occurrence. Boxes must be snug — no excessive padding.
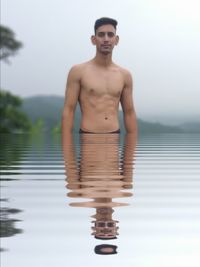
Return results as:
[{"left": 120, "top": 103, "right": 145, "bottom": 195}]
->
[
  {"left": 103, "top": 33, "right": 110, "bottom": 42},
  {"left": 104, "top": 33, "right": 109, "bottom": 40}
]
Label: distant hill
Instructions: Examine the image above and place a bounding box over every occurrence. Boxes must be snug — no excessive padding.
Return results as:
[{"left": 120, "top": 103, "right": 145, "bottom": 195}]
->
[
  {"left": 21, "top": 95, "right": 64, "bottom": 130},
  {"left": 179, "top": 122, "right": 200, "bottom": 133},
  {"left": 20, "top": 95, "right": 198, "bottom": 133}
]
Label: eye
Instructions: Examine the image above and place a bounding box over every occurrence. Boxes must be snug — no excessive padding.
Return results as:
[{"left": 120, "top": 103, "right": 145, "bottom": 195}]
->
[
  {"left": 108, "top": 32, "right": 115, "bottom": 38},
  {"left": 97, "top": 32, "right": 105, "bottom": 37}
]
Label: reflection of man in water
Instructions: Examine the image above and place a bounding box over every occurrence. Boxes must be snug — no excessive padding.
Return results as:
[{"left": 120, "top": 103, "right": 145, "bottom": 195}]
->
[
  {"left": 62, "top": 17, "right": 137, "bottom": 136},
  {"left": 63, "top": 133, "right": 137, "bottom": 255},
  {"left": 92, "top": 207, "right": 118, "bottom": 240}
]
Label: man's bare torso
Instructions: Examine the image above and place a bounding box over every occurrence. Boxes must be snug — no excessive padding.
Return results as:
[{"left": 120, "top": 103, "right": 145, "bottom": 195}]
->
[{"left": 77, "top": 60, "right": 125, "bottom": 133}]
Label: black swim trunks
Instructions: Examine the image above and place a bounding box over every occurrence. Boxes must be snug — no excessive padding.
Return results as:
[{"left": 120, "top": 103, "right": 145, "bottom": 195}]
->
[{"left": 79, "top": 129, "right": 120, "bottom": 134}]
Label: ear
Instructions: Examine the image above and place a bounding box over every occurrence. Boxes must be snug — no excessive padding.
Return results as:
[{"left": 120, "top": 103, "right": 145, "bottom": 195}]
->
[
  {"left": 91, "top": 35, "right": 96, "bottom": 45},
  {"left": 115, "top": 35, "right": 119, "bottom": 46}
]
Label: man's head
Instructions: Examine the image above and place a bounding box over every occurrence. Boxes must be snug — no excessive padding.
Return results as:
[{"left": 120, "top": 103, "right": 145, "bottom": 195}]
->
[
  {"left": 94, "top": 17, "right": 118, "bottom": 35},
  {"left": 91, "top": 17, "right": 119, "bottom": 55}
]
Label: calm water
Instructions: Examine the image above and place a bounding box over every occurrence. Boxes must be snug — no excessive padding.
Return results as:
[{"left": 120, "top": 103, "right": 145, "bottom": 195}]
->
[{"left": 0, "top": 133, "right": 200, "bottom": 267}]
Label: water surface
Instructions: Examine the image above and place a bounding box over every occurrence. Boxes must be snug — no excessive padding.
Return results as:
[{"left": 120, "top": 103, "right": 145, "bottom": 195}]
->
[{"left": 1, "top": 133, "right": 200, "bottom": 266}]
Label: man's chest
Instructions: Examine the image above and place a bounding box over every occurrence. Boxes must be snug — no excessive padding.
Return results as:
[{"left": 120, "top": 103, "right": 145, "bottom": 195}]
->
[{"left": 80, "top": 70, "right": 124, "bottom": 97}]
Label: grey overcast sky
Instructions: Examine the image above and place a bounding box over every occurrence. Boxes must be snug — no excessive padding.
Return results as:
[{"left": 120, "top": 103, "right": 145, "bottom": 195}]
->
[{"left": 1, "top": 0, "right": 200, "bottom": 123}]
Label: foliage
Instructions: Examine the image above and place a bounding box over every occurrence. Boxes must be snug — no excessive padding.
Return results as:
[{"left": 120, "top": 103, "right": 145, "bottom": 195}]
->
[
  {"left": 0, "top": 90, "right": 32, "bottom": 133},
  {"left": 20, "top": 95, "right": 65, "bottom": 131},
  {"left": 30, "top": 118, "right": 45, "bottom": 134},
  {"left": 0, "top": 25, "right": 23, "bottom": 62},
  {"left": 52, "top": 123, "right": 61, "bottom": 134}
]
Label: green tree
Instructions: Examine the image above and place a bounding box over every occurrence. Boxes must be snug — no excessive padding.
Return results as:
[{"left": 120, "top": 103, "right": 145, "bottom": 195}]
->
[
  {"left": 0, "top": 25, "right": 23, "bottom": 62},
  {"left": 31, "top": 118, "right": 46, "bottom": 134},
  {"left": 0, "top": 90, "right": 32, "bottom": 133}
]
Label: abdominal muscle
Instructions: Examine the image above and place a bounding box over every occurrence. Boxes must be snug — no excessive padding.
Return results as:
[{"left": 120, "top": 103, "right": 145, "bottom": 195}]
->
[{"left": 79, "top": 96, "right": 120, "bottom": 133}]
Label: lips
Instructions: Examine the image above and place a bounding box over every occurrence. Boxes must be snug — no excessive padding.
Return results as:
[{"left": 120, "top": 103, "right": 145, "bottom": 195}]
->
[{"left": 102, "top": 45, "right": 111, "bottom": 48}]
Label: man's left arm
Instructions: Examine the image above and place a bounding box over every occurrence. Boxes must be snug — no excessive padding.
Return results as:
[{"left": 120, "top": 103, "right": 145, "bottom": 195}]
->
[{"left": 120, "top": 70, "right": 137, "bottom": 134}]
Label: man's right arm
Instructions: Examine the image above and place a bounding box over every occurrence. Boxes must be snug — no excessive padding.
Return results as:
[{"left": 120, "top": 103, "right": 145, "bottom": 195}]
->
[{"left": 61, "top": 65, "right": 81, "bottom": 141}]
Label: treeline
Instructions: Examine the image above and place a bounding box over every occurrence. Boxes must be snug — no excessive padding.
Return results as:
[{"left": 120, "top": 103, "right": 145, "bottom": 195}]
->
[
  {"left": 0, "top": 90, "right": 60, "bottom": 133},
  {"left": 0, "top": 90, "right": 31, "bottom": 133}
]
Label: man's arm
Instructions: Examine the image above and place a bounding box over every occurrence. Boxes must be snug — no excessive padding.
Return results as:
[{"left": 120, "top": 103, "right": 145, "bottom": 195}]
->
[
  {"left": 120, "top": 70, "right": 137, "bottom": 134},
  {"left": 62, "top": 65, "right": 81, "bottom": 141}
]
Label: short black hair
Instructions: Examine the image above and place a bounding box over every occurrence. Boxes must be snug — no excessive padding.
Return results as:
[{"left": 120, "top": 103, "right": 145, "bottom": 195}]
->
[{"left": 94, "top": 17, "right": 118, "bottom": 34}]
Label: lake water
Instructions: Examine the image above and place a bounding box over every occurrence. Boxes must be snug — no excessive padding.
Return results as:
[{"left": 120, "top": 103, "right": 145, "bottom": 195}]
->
[{"left": 1, "top": 133, "right": 200, "bottom": 267}]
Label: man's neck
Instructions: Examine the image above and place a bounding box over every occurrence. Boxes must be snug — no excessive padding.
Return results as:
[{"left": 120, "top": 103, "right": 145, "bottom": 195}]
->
[{"left": 93, "top": 53, "right": 113, "bottom": 67}]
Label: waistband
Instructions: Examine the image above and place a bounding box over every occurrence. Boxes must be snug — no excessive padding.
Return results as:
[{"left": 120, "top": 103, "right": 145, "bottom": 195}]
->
[{"left": 79, "top": 129, "right": 120, "bottom": 134}]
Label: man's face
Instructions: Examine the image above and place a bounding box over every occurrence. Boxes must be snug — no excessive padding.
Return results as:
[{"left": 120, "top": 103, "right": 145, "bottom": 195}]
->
[{"left": 91, "top": 24, "right": 119, "bottom": 55}]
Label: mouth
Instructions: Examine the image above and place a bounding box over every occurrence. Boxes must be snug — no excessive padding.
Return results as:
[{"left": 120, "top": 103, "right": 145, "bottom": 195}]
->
[
  {"left": 101, "top": 45, "right": 111, "bottom": 48},
  {"left": 102, "top": 44, "right": 110, "bottom": 47}
]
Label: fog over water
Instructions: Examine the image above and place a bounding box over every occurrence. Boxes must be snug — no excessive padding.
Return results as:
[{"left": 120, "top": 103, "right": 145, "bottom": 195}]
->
[{"left": 1, "top": 0, "right": 200, "bottom": 124}]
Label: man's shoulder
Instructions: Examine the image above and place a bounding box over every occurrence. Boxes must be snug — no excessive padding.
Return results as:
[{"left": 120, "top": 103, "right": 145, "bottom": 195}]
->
[
  {"left": 68, "top": 61, "right": 92, "bottom": 78},
  {"left": 114, "top": 64, "right": 131, "bottom": 75},
  {"left": 113, "top": 64, "right": 132, "bottom": 79},
  {"left": 70, "top": 61, "right": 92, "bottom": 71},
  {"left": 68, "top": 63, "right": 83, "bottom": 73}
]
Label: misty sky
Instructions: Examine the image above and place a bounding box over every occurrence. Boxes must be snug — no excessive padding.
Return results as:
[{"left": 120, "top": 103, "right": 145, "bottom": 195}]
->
[{"left": 1, "top": 0, "right": 200, "bottom": 123}]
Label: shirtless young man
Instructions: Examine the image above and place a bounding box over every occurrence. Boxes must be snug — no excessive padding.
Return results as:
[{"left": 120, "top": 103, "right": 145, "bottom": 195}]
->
[{"left": 62, "top": 17, "right": 137, "bottom": 135}]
